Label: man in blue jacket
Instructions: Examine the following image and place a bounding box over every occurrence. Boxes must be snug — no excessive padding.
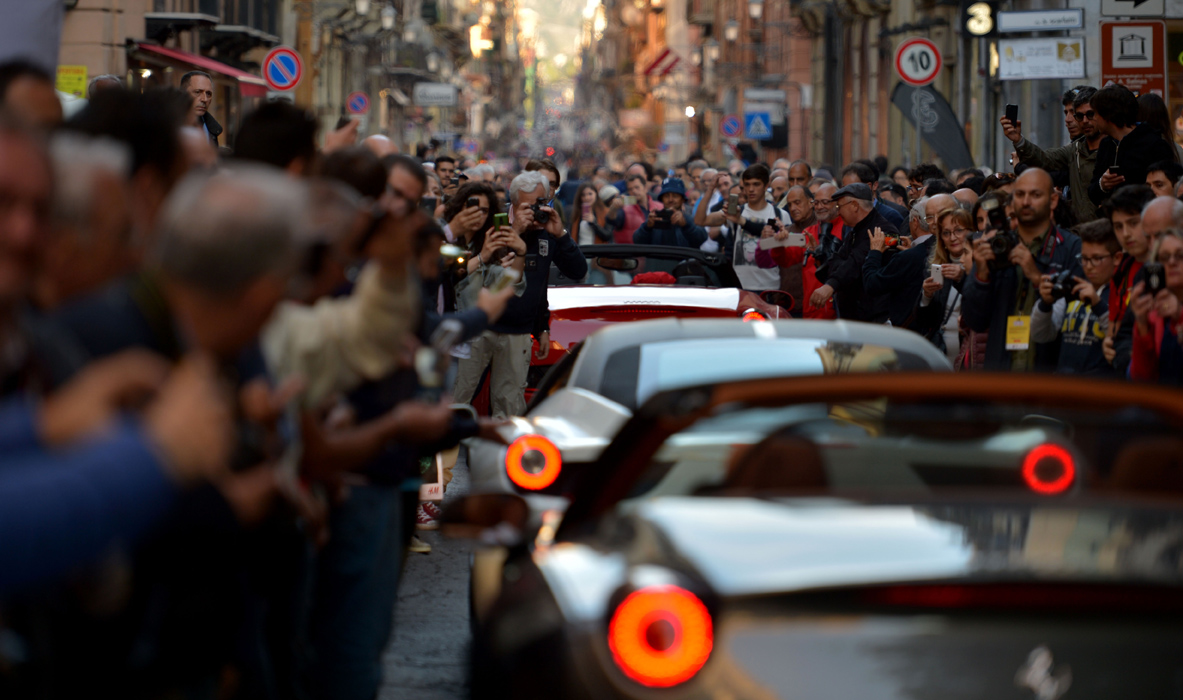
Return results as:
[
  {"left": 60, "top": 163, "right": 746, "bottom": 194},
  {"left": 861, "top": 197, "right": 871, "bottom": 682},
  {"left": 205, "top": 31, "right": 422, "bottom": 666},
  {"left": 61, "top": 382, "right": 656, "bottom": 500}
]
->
[
  {"left": 633, "top": 177, "right": 708, "bottom": 248},
  {"left": 962, "top": 168, "right": 1084, "bottom": 371}
]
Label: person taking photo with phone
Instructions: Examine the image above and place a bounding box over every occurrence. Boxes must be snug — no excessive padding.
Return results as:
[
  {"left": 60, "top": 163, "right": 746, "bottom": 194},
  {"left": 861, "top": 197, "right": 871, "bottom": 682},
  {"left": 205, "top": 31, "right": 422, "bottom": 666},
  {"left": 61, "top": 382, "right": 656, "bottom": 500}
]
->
[
  {"left": 1087, "top": 84, "right": 1172, "bottom": 206},
  {"left": 1129, "top": 229, "right": 1183, "bottom": 385}
]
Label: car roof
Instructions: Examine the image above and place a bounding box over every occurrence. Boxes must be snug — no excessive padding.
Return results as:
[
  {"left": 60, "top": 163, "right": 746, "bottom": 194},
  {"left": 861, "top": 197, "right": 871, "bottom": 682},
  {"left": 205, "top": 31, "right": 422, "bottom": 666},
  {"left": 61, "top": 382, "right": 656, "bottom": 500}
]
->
[{"left": 567, "top": 318, "right": 953, "bottom": 395}]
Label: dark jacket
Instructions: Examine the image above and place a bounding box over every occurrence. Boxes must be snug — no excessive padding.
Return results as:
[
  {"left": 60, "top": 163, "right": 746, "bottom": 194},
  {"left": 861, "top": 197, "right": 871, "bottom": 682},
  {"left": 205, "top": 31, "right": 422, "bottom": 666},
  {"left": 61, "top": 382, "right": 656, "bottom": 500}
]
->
[
  {"left": 490, "top": 228, "right": 587, "bottom": 336},
  {"left": 1087, "top": 123, "right": 1169, "bottom": 205},
  {"left": 961, "top": 226, "right": 1083, "bottom": 370},
  {"left": 200, "top": 112, "right": 223, "bottom": 146},
  {"left": 632, "top": 218, "right": 708, "bottom": 248},
  {"left": 824, "top": 208, "right": 896, "bottom": 323},
  {"left": 1110, "top": 264, "right": 1147, "bottom": 376},
  {"left": 875, "top": 199, "right": 906, "bottom": 228},
  {"left": 862, "top": 235, "right": 935, "bottom": 327}
]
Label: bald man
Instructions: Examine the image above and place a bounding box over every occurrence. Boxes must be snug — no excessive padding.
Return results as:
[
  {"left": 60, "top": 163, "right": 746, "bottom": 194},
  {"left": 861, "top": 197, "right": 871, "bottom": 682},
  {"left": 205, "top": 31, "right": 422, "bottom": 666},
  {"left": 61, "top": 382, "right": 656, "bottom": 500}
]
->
[
  {"left": 363, "top": 134, "right": 398, "bottom": 158},
  {"left": 952, "top": 188, "right": 978, "bottom": 208},
  {"left": 962, "top": 168, "right": 1084, "bottom": 370},
  {"left": 770, "top": 176, "right": 789, "bottom": 207},
  {"left": 787, "top": 161, "right": 812, "bottom": 188}
]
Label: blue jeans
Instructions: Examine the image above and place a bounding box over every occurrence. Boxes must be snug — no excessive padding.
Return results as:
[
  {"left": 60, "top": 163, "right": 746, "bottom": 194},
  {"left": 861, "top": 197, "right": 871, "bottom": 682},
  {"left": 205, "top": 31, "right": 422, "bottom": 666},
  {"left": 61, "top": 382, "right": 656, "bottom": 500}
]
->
[{"left": 308, "top": 483, "right": 403, "bottom": 700}]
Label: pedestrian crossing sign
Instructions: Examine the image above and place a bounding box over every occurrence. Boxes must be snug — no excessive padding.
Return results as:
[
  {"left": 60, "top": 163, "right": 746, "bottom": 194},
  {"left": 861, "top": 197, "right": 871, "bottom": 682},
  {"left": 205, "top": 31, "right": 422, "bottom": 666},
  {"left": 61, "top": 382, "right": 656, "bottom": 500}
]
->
[{"left": 744, "top": 112, "right": 772, "bottom": 140}]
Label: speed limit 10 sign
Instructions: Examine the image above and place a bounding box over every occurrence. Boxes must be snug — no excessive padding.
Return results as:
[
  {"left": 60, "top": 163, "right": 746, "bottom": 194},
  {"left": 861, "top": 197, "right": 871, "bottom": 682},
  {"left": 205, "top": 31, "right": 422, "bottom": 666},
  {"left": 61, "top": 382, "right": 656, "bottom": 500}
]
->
[{"left": 895, "top": 37, "right": 942, "bottom": 87}]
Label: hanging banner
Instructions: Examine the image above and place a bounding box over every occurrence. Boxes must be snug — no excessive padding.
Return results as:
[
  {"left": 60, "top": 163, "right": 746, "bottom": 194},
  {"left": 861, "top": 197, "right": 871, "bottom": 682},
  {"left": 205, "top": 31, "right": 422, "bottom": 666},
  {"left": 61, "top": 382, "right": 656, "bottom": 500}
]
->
[{"left": 891, "top": 83, "right": 974, "bottom": 170}]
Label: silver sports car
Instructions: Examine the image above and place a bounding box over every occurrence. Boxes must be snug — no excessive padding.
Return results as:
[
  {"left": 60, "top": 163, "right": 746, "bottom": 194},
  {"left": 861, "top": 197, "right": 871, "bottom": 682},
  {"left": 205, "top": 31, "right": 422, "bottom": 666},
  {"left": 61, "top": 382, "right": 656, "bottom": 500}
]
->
[
  {"left": 453, "top": 372, "right": 1183, "bottom": 699},
  {"left": 466, "top": 318, "right": 952, "bottom": 499}
]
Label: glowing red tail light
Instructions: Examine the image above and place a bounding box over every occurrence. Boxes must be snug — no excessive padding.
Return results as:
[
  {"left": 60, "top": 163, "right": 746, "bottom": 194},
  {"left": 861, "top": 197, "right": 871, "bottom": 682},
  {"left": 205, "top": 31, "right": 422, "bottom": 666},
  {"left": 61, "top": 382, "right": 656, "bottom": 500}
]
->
[
  {"left": 505, "top": 435, "right": 562, "bottom": 490},
  {"left": 1022, "top": 444, "right": 1075, "bottom": 495},
  {"left": 742, "top": 309, "right": 767, "bottom": 322},
  {"left": 608, "top": 585, "right": 713, "bottom": 688}
]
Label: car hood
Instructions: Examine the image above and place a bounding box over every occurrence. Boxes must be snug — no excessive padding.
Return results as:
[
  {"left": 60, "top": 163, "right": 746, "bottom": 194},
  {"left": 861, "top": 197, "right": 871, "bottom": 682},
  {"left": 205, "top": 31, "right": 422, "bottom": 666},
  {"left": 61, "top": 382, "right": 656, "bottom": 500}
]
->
[
  {"left": 630, "top": 497, "right": 1183, "bottom": 598},
  {"left": 549, "top": 285, "right": 743, "bottom": 312}
]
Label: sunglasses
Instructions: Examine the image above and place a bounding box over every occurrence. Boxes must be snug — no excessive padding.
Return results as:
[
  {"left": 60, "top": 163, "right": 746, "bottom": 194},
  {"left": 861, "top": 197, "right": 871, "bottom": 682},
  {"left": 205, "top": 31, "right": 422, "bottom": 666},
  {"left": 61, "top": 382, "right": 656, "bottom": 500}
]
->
[{"left": 1073, "top": 109, "right": 1095, "bottom": 121}]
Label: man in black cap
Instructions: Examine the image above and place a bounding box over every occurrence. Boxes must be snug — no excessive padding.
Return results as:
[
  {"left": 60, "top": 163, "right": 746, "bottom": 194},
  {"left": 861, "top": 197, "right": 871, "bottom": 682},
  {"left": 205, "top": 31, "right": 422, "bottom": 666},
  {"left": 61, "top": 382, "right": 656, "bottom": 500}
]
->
[
  {"left": 633, "top": 177, "right": 708, "bottom": 248},
  {"left": 810, "top": 182, "right": 896, "bottom": 322}
]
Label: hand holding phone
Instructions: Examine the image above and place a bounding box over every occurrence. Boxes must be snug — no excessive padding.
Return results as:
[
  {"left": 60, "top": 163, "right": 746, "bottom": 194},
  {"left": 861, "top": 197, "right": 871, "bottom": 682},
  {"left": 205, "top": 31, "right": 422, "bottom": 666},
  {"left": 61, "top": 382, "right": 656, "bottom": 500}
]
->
[{"left": 931, "top": 263, "right": 943, "bottom": 283}]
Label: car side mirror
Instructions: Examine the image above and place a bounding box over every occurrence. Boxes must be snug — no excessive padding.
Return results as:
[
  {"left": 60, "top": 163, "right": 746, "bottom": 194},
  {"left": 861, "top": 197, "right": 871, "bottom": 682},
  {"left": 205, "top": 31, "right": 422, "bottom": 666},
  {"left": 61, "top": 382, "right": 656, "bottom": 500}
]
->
[{"left": 442, "top": 493, "right": 530, "bottom": 543}]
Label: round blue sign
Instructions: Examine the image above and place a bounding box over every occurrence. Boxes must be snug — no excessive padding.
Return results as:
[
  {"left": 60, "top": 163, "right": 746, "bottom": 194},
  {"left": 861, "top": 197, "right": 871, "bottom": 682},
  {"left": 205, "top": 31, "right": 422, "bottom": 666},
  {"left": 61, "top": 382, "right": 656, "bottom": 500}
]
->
[{"left": 347, "top": 91, "right": 370, "bottom": 115}]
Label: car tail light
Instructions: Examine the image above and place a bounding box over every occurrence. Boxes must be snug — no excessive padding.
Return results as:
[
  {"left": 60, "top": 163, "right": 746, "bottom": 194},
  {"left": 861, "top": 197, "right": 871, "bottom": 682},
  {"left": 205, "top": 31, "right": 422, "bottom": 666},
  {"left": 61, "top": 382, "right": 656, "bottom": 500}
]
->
[
  {"left": 505, "top": 435, "right": 562, "bottom": 490},
  {"left": 1021, "top": 444, "right": 1075, "bottom": 495},
  {"left": 742, "top": 308, "right": 767, "bottom": 322},
  {"left": 608, "top": 585, "right": 713, "bottom": 688}
]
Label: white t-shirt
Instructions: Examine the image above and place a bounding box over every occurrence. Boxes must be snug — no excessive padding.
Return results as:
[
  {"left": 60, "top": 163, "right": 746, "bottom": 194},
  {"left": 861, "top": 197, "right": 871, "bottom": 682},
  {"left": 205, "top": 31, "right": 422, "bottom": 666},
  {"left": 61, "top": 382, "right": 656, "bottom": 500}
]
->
[{"left": 732, "top": 200, "right": 791, "bottom": 290}]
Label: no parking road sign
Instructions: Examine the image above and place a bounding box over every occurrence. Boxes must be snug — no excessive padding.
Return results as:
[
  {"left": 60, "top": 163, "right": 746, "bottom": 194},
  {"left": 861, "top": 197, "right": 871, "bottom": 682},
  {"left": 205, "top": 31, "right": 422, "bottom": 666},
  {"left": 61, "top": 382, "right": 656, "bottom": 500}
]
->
[
  {"left": 719, "top": 114, "right": 742, "bottom": 137},
  {"left": 347, "top": 92, "right": 370, "bottom": 115},
  {"left": 263, "top": 46, "right": 303, "bottom": 92}
]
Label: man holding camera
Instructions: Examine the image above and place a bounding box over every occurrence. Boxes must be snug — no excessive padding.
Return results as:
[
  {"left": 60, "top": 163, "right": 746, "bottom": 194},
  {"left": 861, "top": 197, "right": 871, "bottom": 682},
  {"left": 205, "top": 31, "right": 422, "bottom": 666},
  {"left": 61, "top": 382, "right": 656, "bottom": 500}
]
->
[
  {"left": 452, "top": 170, "right": 587, "bottom": 417},
  {"left": 962, "top": 168, "right": 1083, "bottom": 371},
  {"left": 633, "top": 177, "right": 708, "bottom": 248}
]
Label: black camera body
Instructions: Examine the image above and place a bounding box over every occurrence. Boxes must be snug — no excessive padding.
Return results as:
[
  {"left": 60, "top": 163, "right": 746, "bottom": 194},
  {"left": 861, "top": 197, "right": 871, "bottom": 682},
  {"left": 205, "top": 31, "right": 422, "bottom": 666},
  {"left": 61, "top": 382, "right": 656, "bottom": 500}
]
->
[
  {"left": 654, "top": 210, "right": 674, "bottom": 229},
  {"left": 988, "top": 230, "right": 1021, "bottom": 271},
  {"left": 531, "top": 202, "right": 551, "bottom": 226},
  {"left": 1049, "top": 268, "right": 1078, "bottom": 302},
  {"left": 1145, "top": 262, "right": 1167, "bottom": 295}
]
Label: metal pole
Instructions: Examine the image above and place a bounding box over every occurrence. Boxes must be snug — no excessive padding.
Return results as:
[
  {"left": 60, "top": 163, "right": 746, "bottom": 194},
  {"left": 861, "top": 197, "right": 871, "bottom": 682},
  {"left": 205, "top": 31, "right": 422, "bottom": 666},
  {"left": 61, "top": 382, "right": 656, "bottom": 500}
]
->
[{"left": 915, "top": 98, "right": 922, "bottom": 165}]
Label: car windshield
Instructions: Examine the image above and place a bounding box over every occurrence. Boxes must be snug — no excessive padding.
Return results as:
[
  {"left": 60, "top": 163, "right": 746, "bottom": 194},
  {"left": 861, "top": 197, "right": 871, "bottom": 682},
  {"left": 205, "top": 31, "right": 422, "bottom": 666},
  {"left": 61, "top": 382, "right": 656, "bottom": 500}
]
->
[
  {"left": 549, "top": 250, "right": 730, "bottom": 288},
  {"left": 599, "top": 339, "right": 939, "bottom": 410},
  {"left": 616, "top": 396, "right": 1183, "bottom": 510}
]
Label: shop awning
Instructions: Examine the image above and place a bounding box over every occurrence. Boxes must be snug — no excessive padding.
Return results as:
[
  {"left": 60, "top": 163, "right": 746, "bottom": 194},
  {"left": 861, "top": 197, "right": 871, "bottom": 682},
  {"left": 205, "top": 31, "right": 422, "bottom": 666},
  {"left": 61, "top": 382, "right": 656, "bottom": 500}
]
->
[{"left": 130, "top": 42, "right": 269, "bottom": 97}]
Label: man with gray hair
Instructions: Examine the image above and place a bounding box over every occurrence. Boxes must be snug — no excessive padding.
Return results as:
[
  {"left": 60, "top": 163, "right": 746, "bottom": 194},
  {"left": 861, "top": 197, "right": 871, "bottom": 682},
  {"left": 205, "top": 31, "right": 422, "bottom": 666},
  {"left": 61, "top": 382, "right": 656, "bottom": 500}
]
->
[
  {"left": 38, "top": 133, "right": 133, "bottom": 309},
  {"left": 452, "top": 169, "right": 587, "bottom": 417}
]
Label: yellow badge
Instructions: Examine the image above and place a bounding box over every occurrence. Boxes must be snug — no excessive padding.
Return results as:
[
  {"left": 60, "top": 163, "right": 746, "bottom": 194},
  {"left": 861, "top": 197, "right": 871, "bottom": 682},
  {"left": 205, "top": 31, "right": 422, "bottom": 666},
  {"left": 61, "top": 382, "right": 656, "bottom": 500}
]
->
[{"left": 1006, "top": 315, "right": 1031, "bottom": 350}]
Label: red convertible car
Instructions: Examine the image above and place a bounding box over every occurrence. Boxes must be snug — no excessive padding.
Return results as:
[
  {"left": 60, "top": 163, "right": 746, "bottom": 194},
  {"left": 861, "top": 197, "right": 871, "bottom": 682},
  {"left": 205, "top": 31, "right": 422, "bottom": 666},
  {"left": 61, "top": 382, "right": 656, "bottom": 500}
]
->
[{"left": 468, "top": 245, "right": 792, "bottom": 412}]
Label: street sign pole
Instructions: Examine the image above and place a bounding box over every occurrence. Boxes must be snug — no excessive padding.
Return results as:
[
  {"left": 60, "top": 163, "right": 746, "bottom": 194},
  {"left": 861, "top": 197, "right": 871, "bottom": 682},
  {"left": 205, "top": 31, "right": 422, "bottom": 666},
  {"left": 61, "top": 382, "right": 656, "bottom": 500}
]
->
[{"left": 894, "top": 37, "right": 942, "bottom": 166}]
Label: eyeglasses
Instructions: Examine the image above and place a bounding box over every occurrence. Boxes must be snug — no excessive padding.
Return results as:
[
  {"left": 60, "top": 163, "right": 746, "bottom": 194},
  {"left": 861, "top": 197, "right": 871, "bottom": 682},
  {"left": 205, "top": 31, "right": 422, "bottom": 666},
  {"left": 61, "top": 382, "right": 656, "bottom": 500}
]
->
[
  {"left": 1158, "top": 251, "right": 1183, "bottom": 264},
  {"left": 941, "top": 227, "right": 972, "bottom": 238},
  {"left": 813, "top": 198, "right": 834, "bottom": 206},
  {"left": 1080, "top": 253, "right": 1114, "bottom": 267},
  {"left": 1074, "top": 110, "right": 1095, "bottom": 121}
]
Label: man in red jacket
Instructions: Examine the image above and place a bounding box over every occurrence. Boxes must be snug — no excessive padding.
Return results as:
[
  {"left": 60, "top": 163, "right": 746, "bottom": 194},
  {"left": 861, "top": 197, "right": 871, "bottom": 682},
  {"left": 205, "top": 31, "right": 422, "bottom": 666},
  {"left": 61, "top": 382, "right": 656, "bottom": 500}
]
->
[{"left": 756, "top": 185, "right": 844, "bottom": 318}]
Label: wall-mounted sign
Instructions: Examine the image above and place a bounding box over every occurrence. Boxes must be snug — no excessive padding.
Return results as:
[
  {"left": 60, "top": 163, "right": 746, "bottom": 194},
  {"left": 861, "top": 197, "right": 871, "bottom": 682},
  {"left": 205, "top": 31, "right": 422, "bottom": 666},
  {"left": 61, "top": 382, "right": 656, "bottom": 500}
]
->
[
  {"left": 1102, "top": 21, "right": 1167, "bottom": 96},
  {"left": 997, "top": 9, "right": 1084, "bottom": 33},
  {"left": 998, "top": 37, "right": 1086, "bottom": 80},
  {"left": 965, "top": 2, "right": 998, "bottom": 37}
]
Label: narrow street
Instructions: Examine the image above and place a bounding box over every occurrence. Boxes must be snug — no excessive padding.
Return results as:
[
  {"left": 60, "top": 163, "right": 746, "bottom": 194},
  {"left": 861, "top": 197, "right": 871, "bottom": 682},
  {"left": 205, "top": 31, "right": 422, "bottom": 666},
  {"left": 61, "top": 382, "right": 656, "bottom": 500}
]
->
[{"left": 380, "top": 456, "right": 474, "bottom": 700}]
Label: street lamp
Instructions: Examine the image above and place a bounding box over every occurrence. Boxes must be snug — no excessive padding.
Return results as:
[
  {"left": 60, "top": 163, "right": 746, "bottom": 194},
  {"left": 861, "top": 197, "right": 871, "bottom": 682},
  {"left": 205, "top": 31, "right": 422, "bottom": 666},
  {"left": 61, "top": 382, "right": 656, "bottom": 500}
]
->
[
  {"left": 380, "top": 3, "right": 395, "bottom": 30},
  {"left": 355, "top": 0, "right": 370, "bottom": 16},
  {"left": 704, "top": 38, "right": 720, "bottom": 62},
  {"left": 748, "top": 0, "right": 763, "bottom": 20},
  {"left": 427, "top": 52, "right": 440, "bottom": 72},
  {"left": 651, "top": 0, "right": 664, "bottom": 9},
  {"left": 685, "top": 105, "right": 696, "bottom": 118},
  {"left": 724, "top": 20, "right": 739, "bottom": 42},
  {"left": 403, "top": 23, "right": 417, "bottom": 43}
]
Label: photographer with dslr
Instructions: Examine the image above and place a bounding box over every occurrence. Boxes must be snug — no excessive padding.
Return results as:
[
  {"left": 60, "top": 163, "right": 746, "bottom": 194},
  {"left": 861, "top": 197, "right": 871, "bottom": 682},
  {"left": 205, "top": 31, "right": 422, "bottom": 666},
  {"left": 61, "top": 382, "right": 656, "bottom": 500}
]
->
[
  {"left": 452, "top": 171, "right": 587, "bottom": 417},
  {"left": 963, "top": 168, "right": 1083, "bottom": 371},
  {"left": 632, "top": 177, "right": 708, "bottom": 248},
  {"left": 1129, "top": 229, "right": 1183, "bottom": 385},
  {"left": 1030, "top": 219, "right": 1120, "bottom": 376}
]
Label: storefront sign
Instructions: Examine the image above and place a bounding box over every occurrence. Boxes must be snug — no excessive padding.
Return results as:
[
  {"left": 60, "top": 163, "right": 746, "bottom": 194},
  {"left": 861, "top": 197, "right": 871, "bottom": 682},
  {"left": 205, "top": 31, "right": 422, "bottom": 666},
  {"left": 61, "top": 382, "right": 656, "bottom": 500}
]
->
[
  {"left": 998, "top": 38, "right": 1086, "bottom": 80},
  {"left": 412, "top": 82, "right": 457, "bottom": 107},
  {"left": 55, "top": 64, "right": 86, "bottom": 98}
]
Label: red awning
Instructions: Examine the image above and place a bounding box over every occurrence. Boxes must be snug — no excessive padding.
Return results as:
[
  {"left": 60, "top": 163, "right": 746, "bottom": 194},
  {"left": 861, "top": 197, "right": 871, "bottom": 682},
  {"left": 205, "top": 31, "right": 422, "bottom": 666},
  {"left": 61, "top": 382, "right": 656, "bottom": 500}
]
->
[{"left": 131, "top": 42, "right": 269, "bottom": 97}]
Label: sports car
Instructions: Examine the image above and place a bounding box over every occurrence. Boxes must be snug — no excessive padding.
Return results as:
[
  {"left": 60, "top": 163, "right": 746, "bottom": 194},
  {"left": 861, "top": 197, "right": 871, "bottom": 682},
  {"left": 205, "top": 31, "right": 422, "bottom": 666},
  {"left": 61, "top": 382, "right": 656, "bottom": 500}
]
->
[
  {"left": 452, "top": 373, "right": 1183, "bottom": 699},
  {"left": 466, "top": 318, "right": 951, "bottom": 498}
]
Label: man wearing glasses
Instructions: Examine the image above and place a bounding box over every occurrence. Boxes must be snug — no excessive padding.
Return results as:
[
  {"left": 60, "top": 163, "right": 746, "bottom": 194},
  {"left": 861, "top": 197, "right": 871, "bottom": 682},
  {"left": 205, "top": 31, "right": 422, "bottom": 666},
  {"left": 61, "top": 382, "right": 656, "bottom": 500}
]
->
[{"left": 1002, "top": 86, "right": 1100, "bottom": 224}]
